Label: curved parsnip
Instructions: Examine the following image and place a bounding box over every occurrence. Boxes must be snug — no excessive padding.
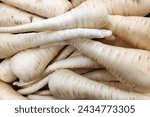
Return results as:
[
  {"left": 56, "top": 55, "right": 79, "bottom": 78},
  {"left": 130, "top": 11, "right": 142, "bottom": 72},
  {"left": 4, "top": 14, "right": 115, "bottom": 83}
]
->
[
  {"left": 17, "top": 75, "right": 49, "bottom": 95},
  {"left": 11, "top": 46, "right": 63, "bottom": 83},
  {"left": 48, "top": 69, "right": 150, "bottom": 100},
  {"left": 70, "top": 39, "right": 150, "bottom": 92},
  {"left": 0, "top": 0, "right": 108, "bottom": 33},
  {"left": 43, "top": 55, "right": 103, "bottom": 77},
  {"left": 0, "top": 81, "right": 26, "bottom": 100},
  {"left": 83, "top": 69, "right": 118, "bottom": 82},
  {"left": 0, "top": 29, "right": 111, "bottom": 58},
  {"left": 0, "top": 3, "right": 44, "bottom": 27},
  {"left": 0, "top": 58, "right": 17, "bottom": 83},
  {"left": 1, "top": 0, "right": 72, "bottom": 18}
]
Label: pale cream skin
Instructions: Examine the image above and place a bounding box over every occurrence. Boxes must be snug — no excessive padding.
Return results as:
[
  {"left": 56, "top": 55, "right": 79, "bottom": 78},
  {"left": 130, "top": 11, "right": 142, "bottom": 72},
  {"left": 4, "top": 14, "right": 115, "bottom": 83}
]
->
[
  {"left": 0, "top": 58, "right": 17, "bottom": 83},
  {"left": 0, "top": 0, "right": 149, "bottom": 33},
  {"left": 70, "top": 39, "right": 150, "bottom": 92},
  {"left": 43, "top": 55, "right": 103, "bottom": 77},
  {"left": 1, "top": 0, "right": 72, "bottom": 18},
  {"left": 0, "top": 29, "right": 112, "bottom": 58},
  {"left": 48, "top": 69, "right": 150, "bottom": 100},
  {"left": 0, "top": 80, "right": 27, "bottom": 100},
  {"left": 11, "top": 46, "right": 63, "bottom": 83},
  {"left": 0, "top": 3, "right": 44, "bottom": 27}
]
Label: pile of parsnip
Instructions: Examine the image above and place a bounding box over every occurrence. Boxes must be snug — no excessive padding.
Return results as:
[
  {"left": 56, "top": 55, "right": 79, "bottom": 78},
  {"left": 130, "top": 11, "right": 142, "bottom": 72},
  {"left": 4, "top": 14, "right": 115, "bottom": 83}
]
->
[{"left": 0, "top": 0, "right": 150, "bottom": 100}]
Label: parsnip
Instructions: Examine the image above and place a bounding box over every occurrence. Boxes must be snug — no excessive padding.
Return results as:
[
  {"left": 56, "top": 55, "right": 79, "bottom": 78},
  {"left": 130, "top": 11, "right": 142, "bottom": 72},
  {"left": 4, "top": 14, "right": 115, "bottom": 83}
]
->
[
  {"left": 11, "top": 46, "right": 63, "bottom": 83},
  {"left": 1, "top": 0, "right": 72, "bottom": 18},
  {"left": 0, "top": 0, "right": 150, "bottom": 33},
  {"left": 70, "top": 39, "right": 150, "bottom": 92},
  {"left": 83, "top": 69, "right": 118, "bottom": 82},
  {"left": 0, "top": 58, "right": 17, "bottom": 83},
  {"left": 43, "top": 55, "right": 103, "bottom": 77},
  {"left": 0, "top": 3, "right": 43, "bottom": 27},
  {"left": 48, "top": 69, "right": 150, "bottom": 99},
  {"left": 0, "top": 29, "right": 111, "bottom": 58},
  {"left": 0, "top": 80, "right": 26, "bottom": 100}
]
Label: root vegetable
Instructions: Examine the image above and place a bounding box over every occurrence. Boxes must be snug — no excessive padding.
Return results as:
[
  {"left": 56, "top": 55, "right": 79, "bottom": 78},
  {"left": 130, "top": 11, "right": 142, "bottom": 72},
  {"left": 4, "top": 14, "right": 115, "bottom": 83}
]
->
[
  {"left": 71, "top": 0, "right": 150, "bottom": 16},
  {"left": 17, "top": 75, "right": 49, "bottom": 95},
  {"left": 0, "top": 0, "right": 109, "bottom": 33},
  {"left": 0, "top": 58, "right": 17, "bottom": 83},
  {"left": 1, "top": 0, "right": 72, "bottom": 18},
  {"left": 48, "top": 69, "right": 150, "bottom": 99},
  {"left": 0, "top": 28, "right": 111, "bottom": 58},
  {"left": 52, "top": 45, "right": 75, "bottom": 62},
  {"left": 0, "top": 0, "right": 150, "bottom": 33},
  {"left": 83, "top": 69, "right": 118, "bottom": 82},
  {"left": 0, "top": 3, "right": 44, "bottom": 27},
  {"left": 0, "top": 80, "right": 27, "bottom": 100},
  {"left": 70, "top": 39, "right": 150, "bottom": 92},
  {"left": 106, "top": 15, "right": 150, "bottom": 50},
  {"left": 43, "top": 55, "right": 103, "bottom": 77},
  {"left": 11, "top": 46, "right": 63, "bottom": 83}
]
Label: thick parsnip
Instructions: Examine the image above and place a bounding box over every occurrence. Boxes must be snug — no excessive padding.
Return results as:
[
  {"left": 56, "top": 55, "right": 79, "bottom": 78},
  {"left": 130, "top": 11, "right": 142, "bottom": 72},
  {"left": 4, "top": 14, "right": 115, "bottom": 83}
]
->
[
  {"left": 70, "top": 39, "right": 150, "bottom": 92},
  {"left": 11, "top": 46, "right": 63, "bottom": 83},
  {"left": 0, "top": 58, "right": 17, "bottom": 83}
]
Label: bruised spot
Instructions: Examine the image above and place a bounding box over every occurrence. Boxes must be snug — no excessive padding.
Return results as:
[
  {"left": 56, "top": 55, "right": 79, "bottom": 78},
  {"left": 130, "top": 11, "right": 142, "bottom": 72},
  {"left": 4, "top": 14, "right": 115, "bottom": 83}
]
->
[{"left": 29, "top": 16, "right": 33, "bottom": 23}]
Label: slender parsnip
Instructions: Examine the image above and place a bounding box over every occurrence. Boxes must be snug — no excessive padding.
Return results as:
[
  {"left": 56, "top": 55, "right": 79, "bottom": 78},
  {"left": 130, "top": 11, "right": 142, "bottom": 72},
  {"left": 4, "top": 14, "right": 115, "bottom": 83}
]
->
[
  {"left": 0, "top": 0, "right": 109, "bottom": 33},
  {"left": 48, "top": 69, "right": 150, "bottom": 99},
  {"left": 0, "top": 29, "right": 111, "bottom": 58},
  {"left": 42, "top": 55, "right": 103, "bottom": 77},
  {"left": 0, "top": 0, "right": 149, "bottom": 33}
]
